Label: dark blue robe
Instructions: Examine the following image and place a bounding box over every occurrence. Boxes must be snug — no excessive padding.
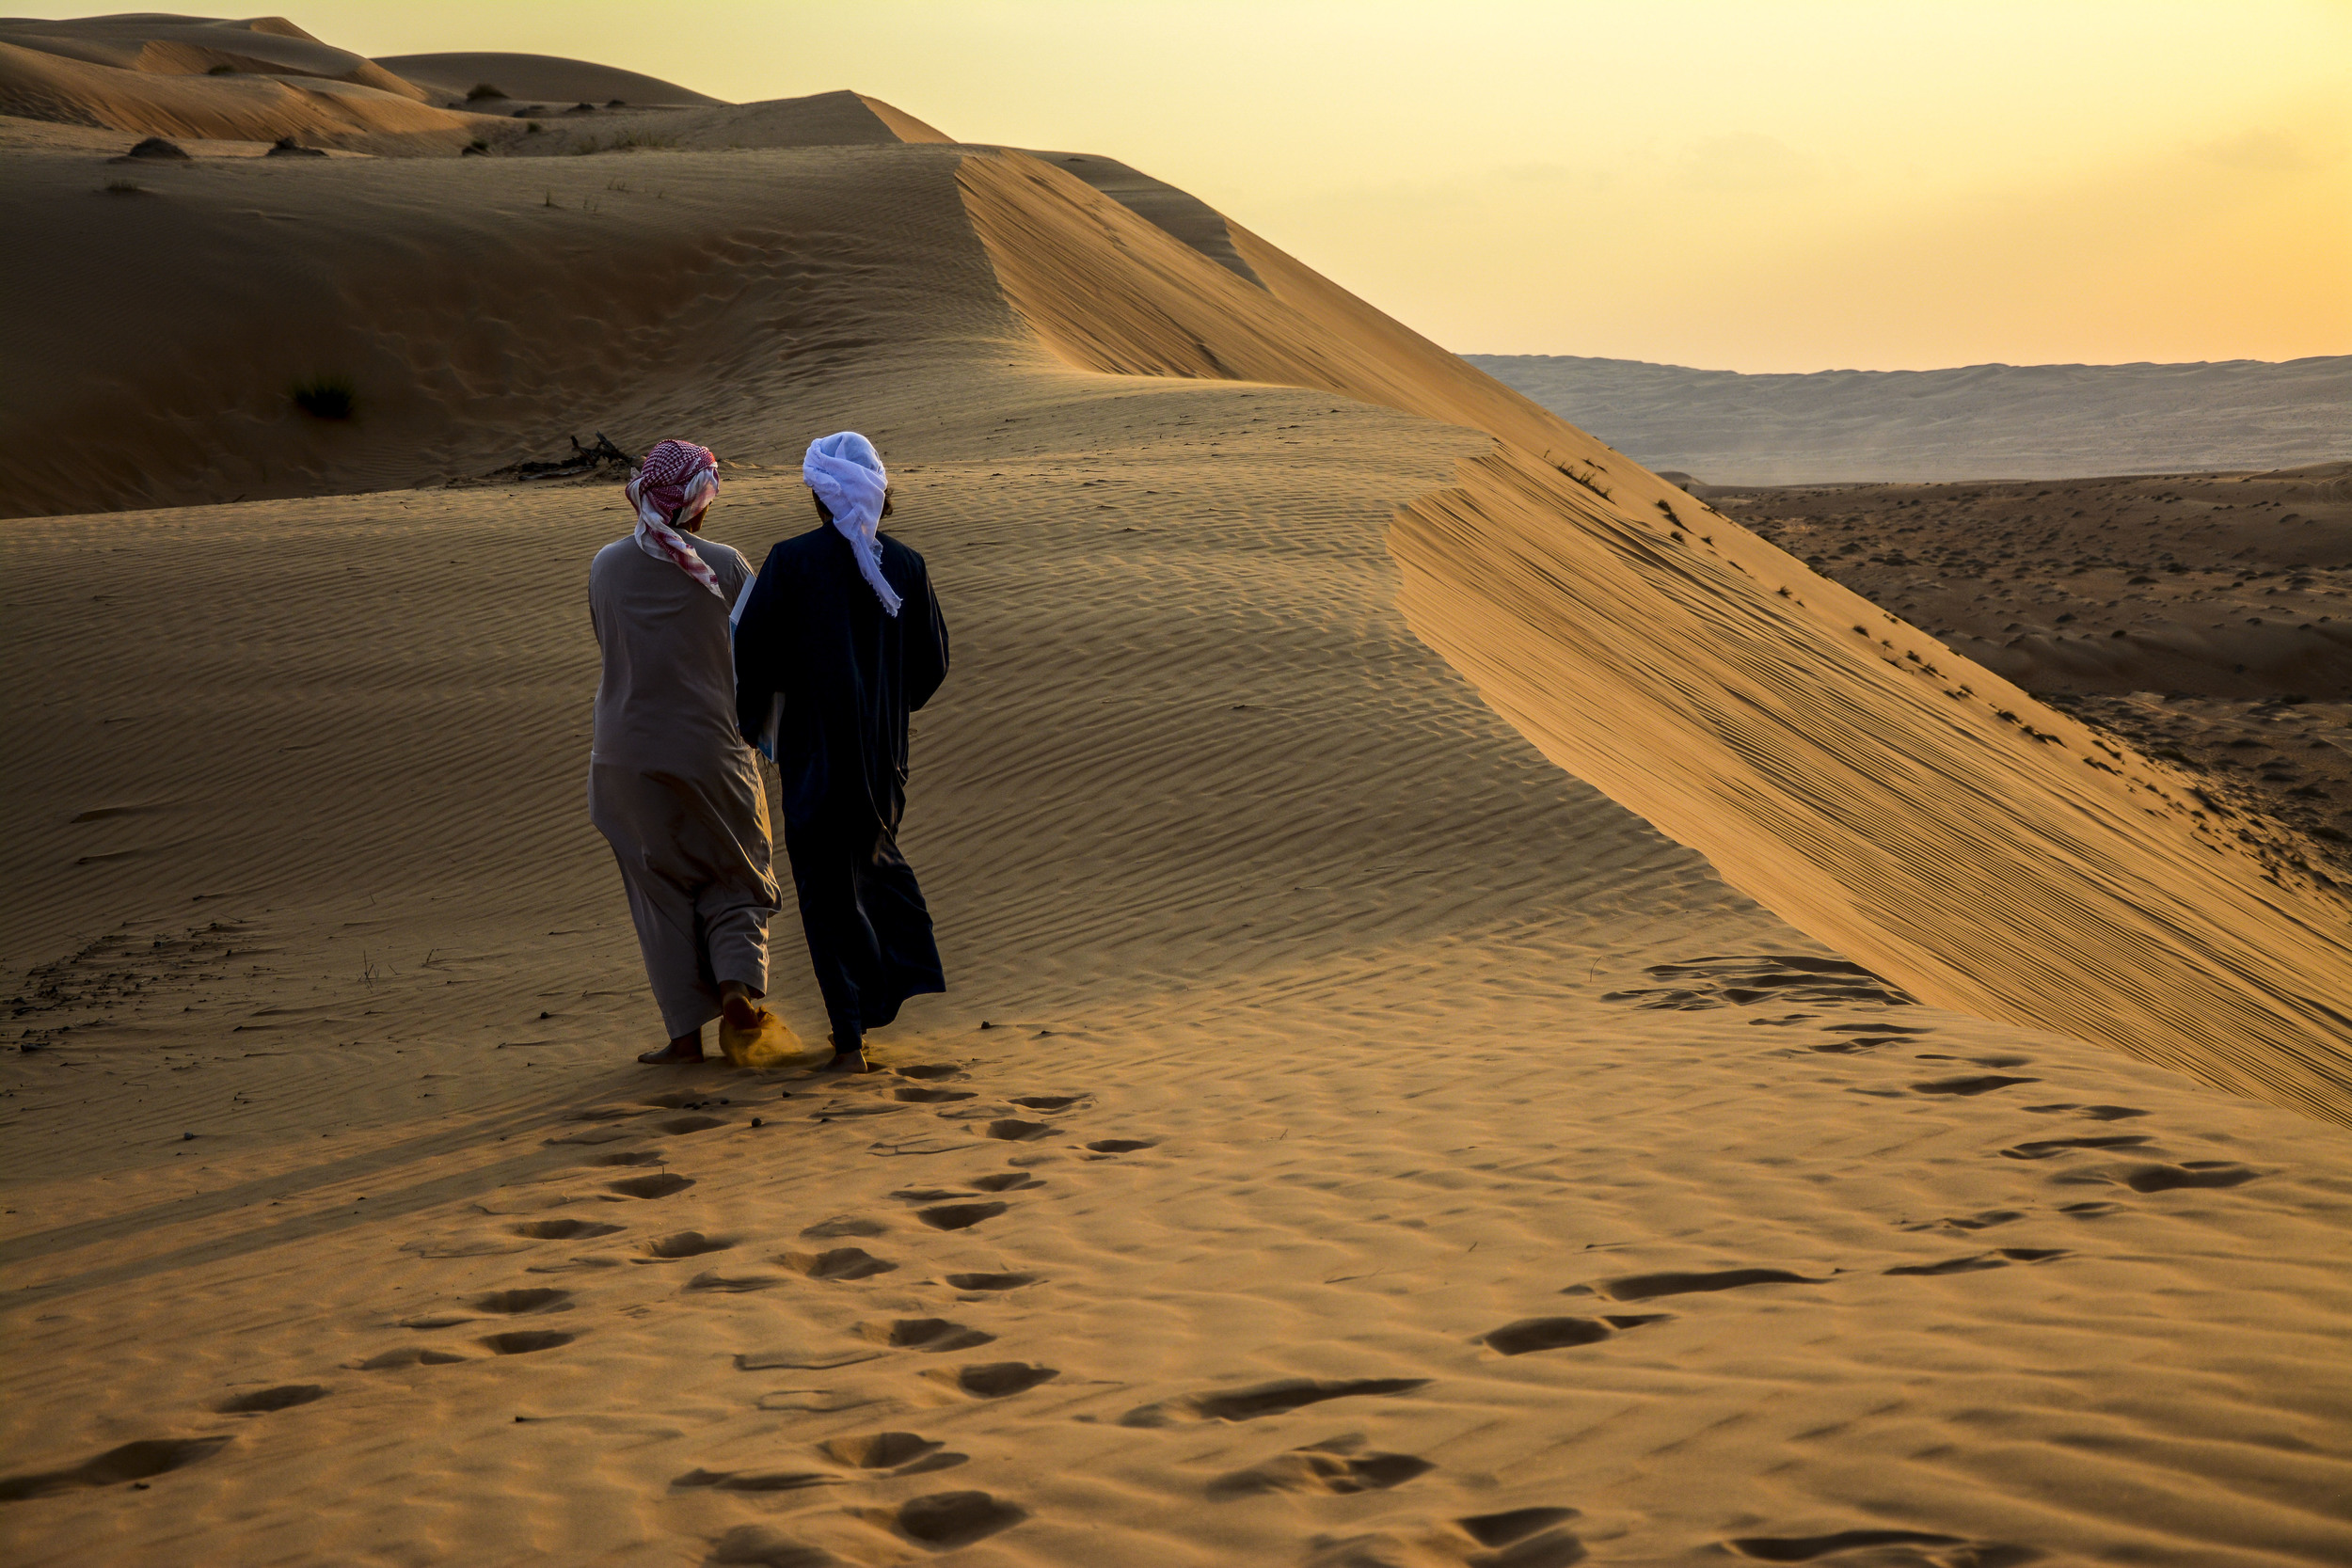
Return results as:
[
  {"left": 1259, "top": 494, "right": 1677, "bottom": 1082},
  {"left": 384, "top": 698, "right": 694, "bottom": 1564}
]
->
[{"left": 733, "top": 525, "right": 948, "bottom": 1037}]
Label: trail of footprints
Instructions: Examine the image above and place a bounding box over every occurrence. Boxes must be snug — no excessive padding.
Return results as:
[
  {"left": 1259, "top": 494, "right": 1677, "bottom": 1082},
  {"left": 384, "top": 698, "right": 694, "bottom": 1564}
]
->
[{"left": 0, "top": 1001, "right": 2273, "bottom": 1564}]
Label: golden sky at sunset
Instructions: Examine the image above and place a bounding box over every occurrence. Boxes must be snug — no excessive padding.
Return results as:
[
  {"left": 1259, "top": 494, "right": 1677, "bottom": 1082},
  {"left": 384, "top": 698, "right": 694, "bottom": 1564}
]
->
[{"left": 38, "top": 1, "right": 2348, "bottom": 372}]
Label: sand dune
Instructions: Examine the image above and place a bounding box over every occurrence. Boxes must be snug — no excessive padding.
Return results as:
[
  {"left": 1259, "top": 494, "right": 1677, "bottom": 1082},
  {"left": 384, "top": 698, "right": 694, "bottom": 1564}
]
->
[
  {"left": 952, "top": 148, "right": 2352, "bottom": 1121},
  {"left": 1470, "top": 352, "right": 2352, "bottom": 485},
  {"left": 374, "top": 51, "right": 723, "bottom": 108},
  {"left": 6, "top": 30, "right": 2352, "bottom": 1567}
]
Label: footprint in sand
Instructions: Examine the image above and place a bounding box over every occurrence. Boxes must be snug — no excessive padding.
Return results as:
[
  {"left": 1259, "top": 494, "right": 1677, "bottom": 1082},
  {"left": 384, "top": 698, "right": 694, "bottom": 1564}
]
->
[
  {"left": 893, "top": 1085, "right": 976, "bottom": 1103},
  {"left": 893, "top": 1064, "right": 965, "bottom": 1081},
  {"left": 511, "top": 1218, "right": 624, "bottom": 1241},
  {"left": 592, "top": 1151, "right": 664, "bottom": 1167},
  {"left": 687, "top": 1269, "right": 787, "bottom": 1293},
  {"left": 1898, "top": 1208, "right": 2026, "bottom": 1233},
  {"left": 944, "top": 1271, "right": 1038, "bottom": 1293},
  {"left": 658, "top": 1115, "right": 728, "bottom": 1135},
  {"left": 801, "top": 1214, "right": 887, "bottom": 1239},
  {"left": 671, "top": 1466, "right": 836, "bottom": 1493},
  {"left": 608, "top": 1172, "right": 693, "bottom": 1198},
  {"left": 917, "top": 1201, "right": 1008, "bottom": 1231},
  {"left": 2123, "top": 1161, "right": 2259, "bottom": 1193},
  {"left": 1085, "top": 1138, "right": 1156, "bottom": 1155},
  {"left": 353, "top": 1345, "right": 468, "bottom": 1370},
  {"left": 1883, "top": 1247, "right": 2067, "bottom": 1276},
  {"left": 1209, "top": 1436, "right": 1436, "bottom": 1497},
  {"left": 1724, "top": 1527, "right": 2030, "bottom": 1564},
  {"left": 705, "top": 1522, "right": 848, "bottom": 1565},
  {"left": 1908, "top": 1073, "right": 2040, "bottom": 1097},
  {"left": 1121, "top": 1375, "right": 1427, "bottom": 1427},
  {"left": 1008, "top": 1094, "right": 1088, "bottom": 1111},
  {"left": 1605, "top": 954, "right": 1915, "bottom": 1011},
  {"left": 857, "top": 1318, "right": 995, "bottom": 1352},
  {"left": 922, "top": 1361, "right": 1058, "bottom": 1399},
  {"left": 1479, "top": 1314, "right": 1668, "bottom": 1355},
  {"left": 865, "top": 1490, "right": 1029, "bottom": 1550},
  {"left": 819, "top": 1431, "right": 964, "bottom": 1475},
  {"left": 1587, "top": 1268, "right": 1827, "bottom": 1302},
  {"left": 0, "top": 1436, "right": 232, "bottom": 1501},
  {"left": 2000, "top": 1134, "right": 2152, "bottom": 1160},
  {"left": 776, "top": 1246, "right": 898, "bottom": 1281},
  {"left": 469, "top": 1288, "right": 572, "bottom": 1314},
  {"left": 1308, "top": 1509, "right": 1583, "bottom": 1568},
  {"left": 638, "top": 1230, "right": 734, "bottom": 1259},
  {"left": 479, "top": 1329, "right": 575, "bottom": 1355},
  {"left": 971, "top": 1171, "right": 1043, "bottom": 1192},
  {"left": 983, "top": 1118, "right": 1055, "bottom": 1142},
  {"left": 213, "top": 1384, "right": 327, "bottom": 1415},
  {"left": 2024, "top": 1102, "right": 2150, "bottom": 1120}
]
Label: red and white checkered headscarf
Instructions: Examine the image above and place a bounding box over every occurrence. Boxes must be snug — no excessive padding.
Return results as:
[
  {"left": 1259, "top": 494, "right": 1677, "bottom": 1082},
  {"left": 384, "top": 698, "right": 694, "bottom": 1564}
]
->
[{"left": 624, "top": 439, "right": 723, "bottom": 598}]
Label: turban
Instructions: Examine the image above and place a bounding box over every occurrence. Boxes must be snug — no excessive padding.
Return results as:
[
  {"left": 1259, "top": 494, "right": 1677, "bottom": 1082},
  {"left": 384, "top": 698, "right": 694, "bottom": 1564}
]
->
[
  {"left": 624, "top": 439, "right": 723, "bottom": 598},
  {"left": 803, "top": 431, "right": 901, "bottom": 616}
]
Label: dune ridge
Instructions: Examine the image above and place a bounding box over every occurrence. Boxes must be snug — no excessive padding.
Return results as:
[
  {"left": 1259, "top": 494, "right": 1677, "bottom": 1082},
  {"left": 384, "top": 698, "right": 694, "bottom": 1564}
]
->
[{"left": 954, "top": 148, "right": 2352, "bottom": 1122}]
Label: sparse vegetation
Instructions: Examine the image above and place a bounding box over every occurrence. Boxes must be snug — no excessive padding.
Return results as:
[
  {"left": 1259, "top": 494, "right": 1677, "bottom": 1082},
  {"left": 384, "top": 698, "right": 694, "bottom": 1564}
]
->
[
  {"left": 465, "top": 82, "right": 506, "bottom": 101},
  {"left": 525, "top": 120, "right": 543, "bottom": 134},
  {"left": 206, "top": 62, "right": 234, "bottom": 75},
  {"left": 103, "top": 179, "right": 143, "bottom": 195},
  {"left": 291, "top": 375, "right": 357, "bottom": 421}
]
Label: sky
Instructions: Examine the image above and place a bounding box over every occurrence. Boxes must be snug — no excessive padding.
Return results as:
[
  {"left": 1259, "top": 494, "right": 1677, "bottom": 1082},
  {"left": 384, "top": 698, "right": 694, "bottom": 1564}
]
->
[{"left": 28, "top": 1, "right": 2350, "bottom": 372}]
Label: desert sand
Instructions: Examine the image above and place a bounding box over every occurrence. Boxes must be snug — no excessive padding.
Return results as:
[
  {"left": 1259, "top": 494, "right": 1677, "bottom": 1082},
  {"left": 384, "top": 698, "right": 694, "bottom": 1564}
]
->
[
  {"left": 5, "top": 19, "right": 2352, "bottom": 1568},
  {"left": 1469, "top": 354, "right": 2352, "bottom": 486}
]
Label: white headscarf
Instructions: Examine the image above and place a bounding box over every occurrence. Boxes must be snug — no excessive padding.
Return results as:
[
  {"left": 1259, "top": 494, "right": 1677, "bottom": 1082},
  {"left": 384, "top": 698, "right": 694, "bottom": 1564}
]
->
[{"left": 803, "top": 431, "right": 901, "bottom": 617}]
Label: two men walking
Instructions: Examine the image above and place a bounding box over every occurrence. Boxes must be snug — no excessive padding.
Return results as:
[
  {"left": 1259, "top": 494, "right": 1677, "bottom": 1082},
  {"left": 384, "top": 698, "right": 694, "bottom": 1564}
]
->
[{"left": 586, "top": 434, "right": 947, "bottom": 1071}]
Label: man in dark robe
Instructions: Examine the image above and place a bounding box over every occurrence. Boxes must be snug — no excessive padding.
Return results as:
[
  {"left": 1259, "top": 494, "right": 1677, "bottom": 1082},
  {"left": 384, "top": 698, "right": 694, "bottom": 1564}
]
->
[{"left": 733, "top": 432, "right": 949, "bottom": 1072}]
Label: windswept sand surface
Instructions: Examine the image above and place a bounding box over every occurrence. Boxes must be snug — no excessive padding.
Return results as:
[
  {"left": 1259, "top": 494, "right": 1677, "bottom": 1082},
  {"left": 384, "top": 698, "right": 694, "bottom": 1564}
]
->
[{"left": 5, "top": 45, "right": 2352, "bottom": 1568}]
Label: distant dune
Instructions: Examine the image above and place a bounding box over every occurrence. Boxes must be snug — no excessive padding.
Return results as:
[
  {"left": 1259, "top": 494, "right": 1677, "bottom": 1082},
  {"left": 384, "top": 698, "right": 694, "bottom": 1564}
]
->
[
  {"left": 373, "top": 51, "right": 723, "bottom": 107},
  {"left": 1467, "top": 352, "right": 2352, "bottom": 485}
]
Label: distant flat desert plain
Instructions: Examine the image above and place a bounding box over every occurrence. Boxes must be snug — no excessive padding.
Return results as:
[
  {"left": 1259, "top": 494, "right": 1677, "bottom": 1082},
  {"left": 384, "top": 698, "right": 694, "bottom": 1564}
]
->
[{"left": 4, "top": 16, "right": 2351, "bottom": 1568}]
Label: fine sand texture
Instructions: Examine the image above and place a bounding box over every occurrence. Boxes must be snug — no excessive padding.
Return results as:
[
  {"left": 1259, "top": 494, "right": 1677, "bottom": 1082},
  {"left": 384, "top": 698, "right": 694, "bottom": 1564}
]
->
[
  {"left": 6, "top": 41, "right": 2352, "bottom": 1568},
  {"left": 1469, "top": 353, "right": 2352, "bottom": 486}
]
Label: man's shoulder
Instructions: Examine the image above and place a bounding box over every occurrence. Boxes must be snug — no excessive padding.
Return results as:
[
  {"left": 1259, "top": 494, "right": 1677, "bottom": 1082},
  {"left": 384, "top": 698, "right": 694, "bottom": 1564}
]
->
[
  {"left": 877, "top": 532, "right": 927, "bottom": 574},
  {"left": 692, "top": 534, "right": 755, "bottom": 577},
  {"left": 590, "top": 534, "right": 639, "bottom": 579}
]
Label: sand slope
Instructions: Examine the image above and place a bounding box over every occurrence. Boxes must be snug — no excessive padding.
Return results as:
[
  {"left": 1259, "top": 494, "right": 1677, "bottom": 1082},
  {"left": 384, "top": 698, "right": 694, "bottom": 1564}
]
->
[
  {"left": 4, "top": 101, "right": 2351, "bottom": 1568},
  {"left": 1469, "top": 352, "right": 2352, "bottom": 485},
  {"left": 374, "top": 51, "right": 723, "bottom": 107},
  {"left": 952, "top": 149, "right": 2352, "bottom": 1124}
]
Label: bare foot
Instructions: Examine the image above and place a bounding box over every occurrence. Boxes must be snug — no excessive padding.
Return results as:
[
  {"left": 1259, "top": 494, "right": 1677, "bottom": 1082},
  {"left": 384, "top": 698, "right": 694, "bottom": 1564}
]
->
[
  {"left": 638, "top": 1033, "right": 706, "bottom": 1065},
  {"left": 822, "top": 1033, "right": 874, "bottom": 1073},
  {"left": 718, "top": 980, "right": 762, "bottom": 1032}
]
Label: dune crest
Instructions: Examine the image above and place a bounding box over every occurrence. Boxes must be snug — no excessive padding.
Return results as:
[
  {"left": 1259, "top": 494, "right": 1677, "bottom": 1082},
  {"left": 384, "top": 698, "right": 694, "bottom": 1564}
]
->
[{"left": 955, "top": 148, "right": 2352, "bottom": 1122}]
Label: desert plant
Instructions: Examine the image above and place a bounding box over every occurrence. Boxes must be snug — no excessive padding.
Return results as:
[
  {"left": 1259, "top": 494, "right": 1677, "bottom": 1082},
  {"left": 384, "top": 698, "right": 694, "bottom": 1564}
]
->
[
  {"left": 291, "top": 375, "right": 356, "bottom": 420},
  {"left": 468, "top": 137, "right": 488, "bottom": 152},
  {"left": 466, "top": 82, "right": 506, "bottom": 101},
  {"left": 206, "top": 62, "right": 234, "bottom": 74},
  {"left": 103, "top": 179, "right": 143, "bottom": 195},
  {"left": 525, "top": 120, "right": 543, "bottom": 134}
]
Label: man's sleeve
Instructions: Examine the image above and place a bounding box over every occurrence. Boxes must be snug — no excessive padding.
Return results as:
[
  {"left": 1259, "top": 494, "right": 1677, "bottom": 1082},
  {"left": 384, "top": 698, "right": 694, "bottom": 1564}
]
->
[
  {"left": 733, "top": 548, "right": 785, "bottom": 748},
  {"left": 904, "top": 553, "right": 948, "bottom": 713}
]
